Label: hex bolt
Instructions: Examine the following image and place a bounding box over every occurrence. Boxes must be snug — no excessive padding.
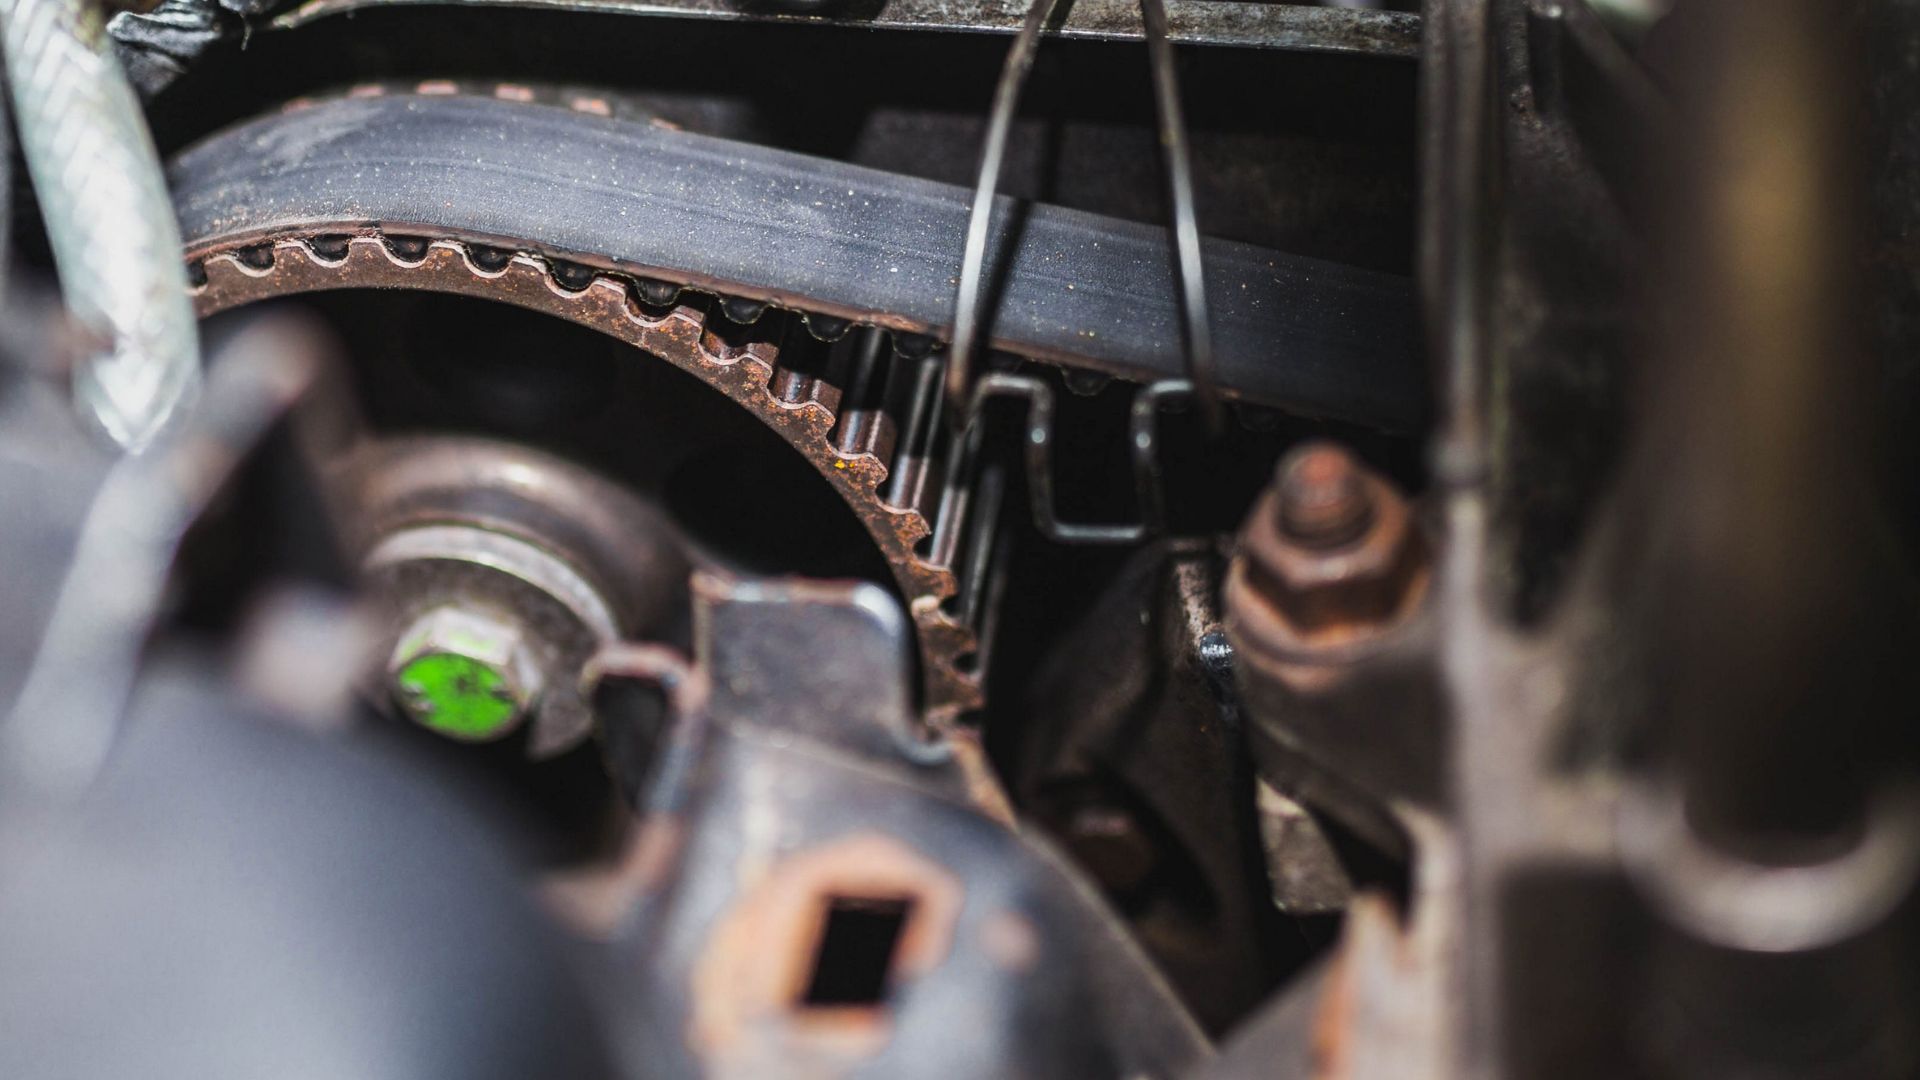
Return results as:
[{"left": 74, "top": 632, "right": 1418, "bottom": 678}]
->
[
  {"left": 388, "top": 605, "right": 545, "bottom": 741},
  {"left": 1233, "top": 440, "right": 1427, "bottom": 643},
  {"left": 1275, "top": 441, "right": 1375, "bottom": 549}
]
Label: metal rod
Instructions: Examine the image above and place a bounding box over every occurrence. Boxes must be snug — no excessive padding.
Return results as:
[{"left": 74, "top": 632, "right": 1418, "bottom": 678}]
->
[
  {"left": 883, "top": 348, "right": 944, "bottom": 510},
  {"left": 1129, "top": 379, "right": 1191, "bottom": 533},
  {"left": 929, "top": 374, "right": 1193, "bottom": 559}
]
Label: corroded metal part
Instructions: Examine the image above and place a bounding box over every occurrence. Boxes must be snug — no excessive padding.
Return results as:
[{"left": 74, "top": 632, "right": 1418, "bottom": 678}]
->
[
  {"left": 688, "top": 831, "right": 965, "bottom": 1073},
  {"left": 551, "top": 571, "right": 1208, "bottom": 1079},
  {"left": 187, "top": 234, "right": 984, "bottom": 722},
  {"left": 1231, "top": 443, "right": 1428, "bottom": 653},
  {"left": 1225, "top": 442, "right": 1438, "bottom": 863}
]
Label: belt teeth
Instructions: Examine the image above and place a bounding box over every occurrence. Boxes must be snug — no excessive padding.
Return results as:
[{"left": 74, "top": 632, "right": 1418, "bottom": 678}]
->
[
  {"left": 188, "top": 231, "right": 986, "bottom": 722},
  {"left": 718, "top": 296, "right": 768, "bottom": 325},
  {"left": 801, "top": 313, "right": 853, "bottom": 342}
]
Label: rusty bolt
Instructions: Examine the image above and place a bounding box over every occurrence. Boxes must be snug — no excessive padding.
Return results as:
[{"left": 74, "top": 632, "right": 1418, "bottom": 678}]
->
[
  {"left": 1234, "top": 441, "right": 1427, "bottom": 643},
  {"left": 1275, "top": 442, "right": 1376, "bottom": 548}
]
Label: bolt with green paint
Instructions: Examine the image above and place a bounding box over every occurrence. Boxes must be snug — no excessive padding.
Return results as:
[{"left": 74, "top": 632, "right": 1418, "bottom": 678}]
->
[{"left": 389, "top": 606, "right": 545, "bottom": 741}]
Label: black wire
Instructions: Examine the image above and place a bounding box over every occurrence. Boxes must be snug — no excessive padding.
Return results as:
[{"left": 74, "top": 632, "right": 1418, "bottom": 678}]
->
[
  {"left": 1139, "top": 0, "right": 1221, "bottom": 433},
  {"left": 950, "top": 0, "right": 1217, "bottom": 436},
  {"left": 940, "top": 0, "right": 1216, "bottom": 550},
  {"left": 944, "top": 0, "right": 1063, "bottom": 432}
]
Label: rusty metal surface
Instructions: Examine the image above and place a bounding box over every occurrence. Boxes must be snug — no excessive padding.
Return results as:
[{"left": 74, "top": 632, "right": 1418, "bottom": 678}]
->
[
  {"left": 1224, "top": 440, "right": 1437, "bottom": 860},
  {"left": 569, "top": 573, "right": 1210, "bottom": 1079},
  {"left": 1213, "top": 3, "right": 1920, "bottom": 1078},
  {"left": 686, "top": 832, "right": 965, "bottom": 1074},
  {"left": 1014, "top": 546, "right": 1304, "bottom": 1033},
  {"left": 1230, "top": 442, "right": 1428, "bottom": 650},
  {"left": 1198, "top": 816, "right": 1456, "bottom": 1080},
  {"left": 1224, "top": 439, "right": 1435, "bottom": 853},
  {"left": 695, "top": 574, "right": 949, "bottom": 769},
  {"left": 188, "top": 235, "right": 986, "bottom": 723}
]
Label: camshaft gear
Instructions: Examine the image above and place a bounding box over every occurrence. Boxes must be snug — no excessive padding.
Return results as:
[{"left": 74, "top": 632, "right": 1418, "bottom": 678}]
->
[{"left": 188, "top": 234, "right": 985, "bottom": 721}]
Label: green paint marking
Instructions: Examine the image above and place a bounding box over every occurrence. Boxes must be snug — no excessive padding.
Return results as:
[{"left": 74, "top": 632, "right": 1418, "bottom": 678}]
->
[{"left": 395, "top": 652, "right": 518, "bottom": 739}]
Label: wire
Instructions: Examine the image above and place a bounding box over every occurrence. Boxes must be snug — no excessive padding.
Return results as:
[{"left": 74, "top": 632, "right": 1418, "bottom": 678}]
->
[
  {"left": 945, "top": 0, "right": 1064, "bottom": 432},
  {"left": 949, "top": 0, "right": 1219, "bottom": 436},
  {"left": 1139, "top": 0, "right": 1222, "bottom": 433}
]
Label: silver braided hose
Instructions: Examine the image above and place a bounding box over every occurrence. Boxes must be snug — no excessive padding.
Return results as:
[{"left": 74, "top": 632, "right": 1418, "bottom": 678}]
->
[{"left": 1, "top": 0, "right": 199, "bottom": 450}]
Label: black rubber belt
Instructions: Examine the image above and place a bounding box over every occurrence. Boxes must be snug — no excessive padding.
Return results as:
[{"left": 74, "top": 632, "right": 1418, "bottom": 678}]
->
[{"left": 169, "top": 93, "right": 1426, "bottom": 432}]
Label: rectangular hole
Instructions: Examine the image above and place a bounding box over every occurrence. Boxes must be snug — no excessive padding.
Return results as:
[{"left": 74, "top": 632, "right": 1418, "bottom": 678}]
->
[{"left": 799, "top": 895, "right": 915, "bottom": 1008}]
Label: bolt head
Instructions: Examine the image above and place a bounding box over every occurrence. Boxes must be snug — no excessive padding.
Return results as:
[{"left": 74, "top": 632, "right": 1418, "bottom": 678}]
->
[
  {"left": 1238, "top": 445, "right": 1426, "bottom": 641},
  {"left": 388, "top": 606, "right": 543, "bottom": 740},
  {"left": 1275, "top": 442, "right": 1375, "bottom": 548}
]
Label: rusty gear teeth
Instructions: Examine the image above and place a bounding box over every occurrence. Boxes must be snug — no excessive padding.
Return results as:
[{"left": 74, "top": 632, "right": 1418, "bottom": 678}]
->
[{"left": 186, "top": 233, "right": 984, "bottom": 721}]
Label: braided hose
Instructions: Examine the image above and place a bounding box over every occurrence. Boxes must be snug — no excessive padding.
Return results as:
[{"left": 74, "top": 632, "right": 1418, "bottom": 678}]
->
[{"left": 1, "top": 0, "right": 199, "bottom": 450}]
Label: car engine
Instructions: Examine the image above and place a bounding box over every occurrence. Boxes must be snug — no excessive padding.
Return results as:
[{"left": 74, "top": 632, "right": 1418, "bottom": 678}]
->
[{"left": 0, "top": 0, "right": 1915, "bottom": 1076}]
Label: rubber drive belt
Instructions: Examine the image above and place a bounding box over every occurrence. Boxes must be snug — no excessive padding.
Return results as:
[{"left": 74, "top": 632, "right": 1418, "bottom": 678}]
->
[{"left": 169, "top": 92, "right": 1426, "bottom": 432}]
